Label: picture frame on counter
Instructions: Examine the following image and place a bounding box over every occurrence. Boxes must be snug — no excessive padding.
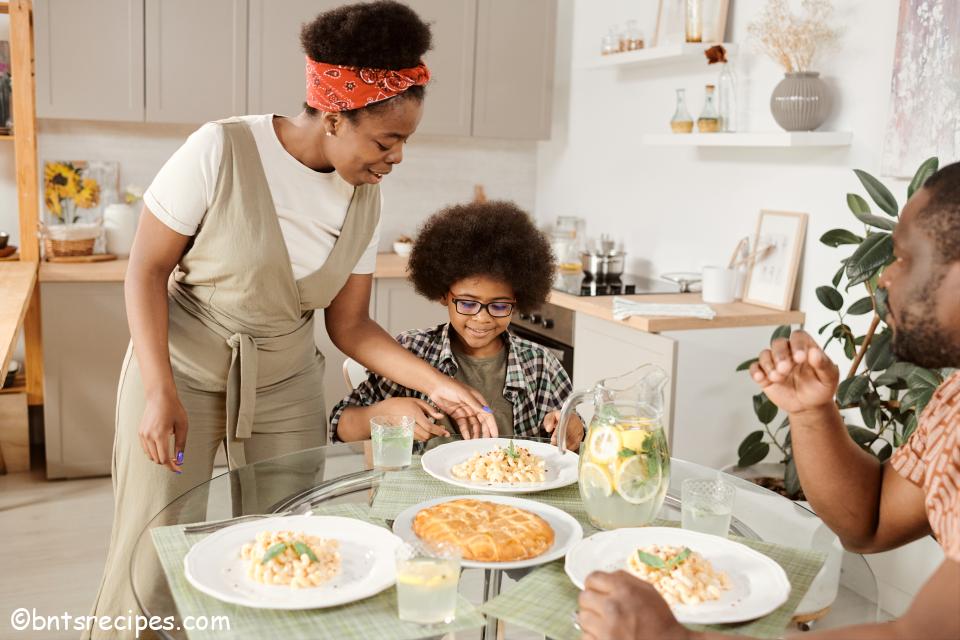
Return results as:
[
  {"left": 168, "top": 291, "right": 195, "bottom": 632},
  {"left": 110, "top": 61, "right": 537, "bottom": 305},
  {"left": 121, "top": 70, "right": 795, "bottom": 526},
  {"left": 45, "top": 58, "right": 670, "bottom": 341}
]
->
[{"left": 743, "top": 210, "right": 808, "bottom": 311}]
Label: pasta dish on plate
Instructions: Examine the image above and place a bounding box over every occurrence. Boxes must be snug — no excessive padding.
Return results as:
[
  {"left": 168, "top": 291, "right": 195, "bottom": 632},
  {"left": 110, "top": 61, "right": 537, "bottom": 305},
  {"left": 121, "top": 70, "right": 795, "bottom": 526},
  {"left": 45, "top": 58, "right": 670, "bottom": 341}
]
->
[
  {"left": 240, "top": 530, "right": 341, "bottom": 589},
  {"left": 450, "top": 441, "right": 546, "bottom": 483}
]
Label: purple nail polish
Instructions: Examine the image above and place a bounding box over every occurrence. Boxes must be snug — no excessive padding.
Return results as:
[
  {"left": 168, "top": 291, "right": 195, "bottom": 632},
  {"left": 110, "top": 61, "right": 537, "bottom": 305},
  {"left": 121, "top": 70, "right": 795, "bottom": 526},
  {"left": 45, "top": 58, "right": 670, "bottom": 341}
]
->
[
  {"left": 482, "top": 406, "right": 493, "bottom": 413},
  {"left": 176, "top": 451, "right": 184, "bottom": 464}
]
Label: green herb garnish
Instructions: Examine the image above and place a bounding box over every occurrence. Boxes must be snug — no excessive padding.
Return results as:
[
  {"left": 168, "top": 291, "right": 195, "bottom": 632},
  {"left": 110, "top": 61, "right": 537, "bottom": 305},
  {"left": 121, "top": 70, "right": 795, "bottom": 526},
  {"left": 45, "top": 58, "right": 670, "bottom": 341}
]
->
[
  {"left": 636, "top": 547, "right": 692, "bottom": 571},
  {"left": 261, "top": 542, "right": 288, "bottom": 564},
  {"left": 293, "top": 541, "right": 318, "bottom": 563},
  {"left": 505, "top": 440, "right": 520, "bottom": 460},
  {"left": 618, "top": 447, "right": 637, "bottom": 458}
]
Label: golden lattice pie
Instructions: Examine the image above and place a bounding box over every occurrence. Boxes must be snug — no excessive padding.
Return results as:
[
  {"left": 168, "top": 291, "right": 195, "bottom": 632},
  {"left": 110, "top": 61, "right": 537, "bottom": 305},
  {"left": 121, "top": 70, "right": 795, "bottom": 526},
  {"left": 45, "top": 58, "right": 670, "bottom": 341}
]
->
[{"left": 412, "top": 498, "right": 555, "bottom": 562}]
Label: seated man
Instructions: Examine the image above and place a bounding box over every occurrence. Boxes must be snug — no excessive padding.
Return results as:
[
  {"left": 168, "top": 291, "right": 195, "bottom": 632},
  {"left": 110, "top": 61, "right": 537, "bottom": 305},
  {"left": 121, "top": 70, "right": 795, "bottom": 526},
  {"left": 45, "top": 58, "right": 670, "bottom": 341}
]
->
[
  {"left": 330, "top": 200, "right": 583, "bottom": 450},
  {"left": 577, "top": 162, "right": 960, "bottom": 640}
]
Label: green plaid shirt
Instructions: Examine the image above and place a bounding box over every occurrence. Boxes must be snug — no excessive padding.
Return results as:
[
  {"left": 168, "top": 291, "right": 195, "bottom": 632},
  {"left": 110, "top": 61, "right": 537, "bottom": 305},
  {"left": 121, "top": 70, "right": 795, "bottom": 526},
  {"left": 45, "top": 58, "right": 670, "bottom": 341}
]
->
[{"left": 329, "top": 323, "right": 573, "bottom": 448}]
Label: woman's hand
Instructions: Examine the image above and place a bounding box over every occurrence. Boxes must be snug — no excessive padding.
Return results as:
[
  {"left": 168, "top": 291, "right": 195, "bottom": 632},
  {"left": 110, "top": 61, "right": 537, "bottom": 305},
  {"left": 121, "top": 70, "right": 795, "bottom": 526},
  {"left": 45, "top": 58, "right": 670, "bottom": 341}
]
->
[
  {"left": 749, "top": 330, "right": 840, "bottom": 415},
  {"left": 138, "top": 389, "right": 188, "bottom": 473},
  {"left": 578, "top": 571, "right": 691, "bottom": 640},
  {"left": 426, "top": 375, "right": 498, "bottom": 439},
  {"left": 542, "top": 410, "right": 584, "bottom": 450},
  {"left": 378, "top": 397, "right": 449, "bottom": 441}
]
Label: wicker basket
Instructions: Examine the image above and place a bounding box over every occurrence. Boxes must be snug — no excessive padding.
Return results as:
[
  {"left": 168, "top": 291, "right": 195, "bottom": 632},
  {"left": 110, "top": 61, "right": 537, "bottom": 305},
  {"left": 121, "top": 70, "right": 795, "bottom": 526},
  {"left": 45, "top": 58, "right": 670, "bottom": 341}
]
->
[{"left": 41, "top": 222, "right": 101, "bottom": 258}]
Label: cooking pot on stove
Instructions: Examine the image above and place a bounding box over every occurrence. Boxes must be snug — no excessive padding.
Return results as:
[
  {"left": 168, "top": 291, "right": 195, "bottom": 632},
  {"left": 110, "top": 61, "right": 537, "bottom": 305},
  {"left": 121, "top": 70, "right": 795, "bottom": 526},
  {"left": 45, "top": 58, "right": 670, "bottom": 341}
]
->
[{"left": 580, "top": 250, "right": 626, "bottom": 278}]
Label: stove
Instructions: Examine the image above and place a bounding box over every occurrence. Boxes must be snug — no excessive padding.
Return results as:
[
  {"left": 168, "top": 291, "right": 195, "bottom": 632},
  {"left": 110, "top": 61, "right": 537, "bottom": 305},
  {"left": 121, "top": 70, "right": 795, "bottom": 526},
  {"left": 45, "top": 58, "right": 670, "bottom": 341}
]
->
[{"left": 552, "top": 272, "right": 680, "bottom": 297}]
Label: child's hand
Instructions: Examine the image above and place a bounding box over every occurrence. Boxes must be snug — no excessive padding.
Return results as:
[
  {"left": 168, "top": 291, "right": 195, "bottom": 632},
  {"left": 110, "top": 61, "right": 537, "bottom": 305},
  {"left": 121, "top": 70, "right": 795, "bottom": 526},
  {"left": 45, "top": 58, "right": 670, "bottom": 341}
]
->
[
  {"left": 543, "top": 410, "right": 583, "bottom": 450},
  {"left": 379, "top": 397, "right": 449, "bottom": 441}
]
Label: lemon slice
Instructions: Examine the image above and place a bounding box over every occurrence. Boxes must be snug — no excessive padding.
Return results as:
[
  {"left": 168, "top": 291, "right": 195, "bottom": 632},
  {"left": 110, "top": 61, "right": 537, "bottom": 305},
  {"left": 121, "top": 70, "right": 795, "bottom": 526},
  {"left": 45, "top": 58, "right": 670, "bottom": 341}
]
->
[
  {"left": 615, "top": 455, "right": 662, "bottom": 504},
  {"left": 580, "top": 461, "right": 614, "bottom": 498},
  {"left": 620, "top": 428, "right": 650, "bottom": 453},
  {"left": 587, "top": 425, "right": 622, "bottom": 464}
]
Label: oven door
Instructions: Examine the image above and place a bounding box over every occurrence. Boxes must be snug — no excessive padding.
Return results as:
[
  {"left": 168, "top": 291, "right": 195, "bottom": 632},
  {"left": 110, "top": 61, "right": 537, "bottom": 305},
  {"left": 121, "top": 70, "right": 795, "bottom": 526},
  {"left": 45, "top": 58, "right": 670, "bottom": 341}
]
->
[{"left": 509, "top": 324, "right": 574, "bottom": 380}]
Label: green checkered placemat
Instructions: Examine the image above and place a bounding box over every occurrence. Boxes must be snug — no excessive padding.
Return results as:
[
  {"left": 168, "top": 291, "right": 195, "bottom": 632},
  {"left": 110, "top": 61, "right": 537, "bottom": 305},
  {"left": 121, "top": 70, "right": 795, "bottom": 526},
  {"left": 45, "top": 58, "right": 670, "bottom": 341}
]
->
[
  {"left": 480, "top": 537, "right": 826, "bottom": 640},
  {"left": 370, "top": 462, "right": 599, "bottom": 535},
  {"left": 151, "top": 503, "right": 486, "bottom": 640}
]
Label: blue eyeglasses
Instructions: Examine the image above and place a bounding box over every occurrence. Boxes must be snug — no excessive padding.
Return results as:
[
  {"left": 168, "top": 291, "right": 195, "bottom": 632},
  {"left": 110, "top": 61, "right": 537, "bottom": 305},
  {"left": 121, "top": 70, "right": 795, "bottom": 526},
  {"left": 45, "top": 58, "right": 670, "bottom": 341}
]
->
[{"left": 450, "top": 297, "right": 516, "bottom": 318}]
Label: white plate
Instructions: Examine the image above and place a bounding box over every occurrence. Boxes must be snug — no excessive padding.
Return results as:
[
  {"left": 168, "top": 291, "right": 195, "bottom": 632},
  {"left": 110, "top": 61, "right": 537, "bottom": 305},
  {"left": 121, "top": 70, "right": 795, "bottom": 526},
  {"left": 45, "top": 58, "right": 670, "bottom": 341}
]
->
[
  {"left": 420, "top": 438, "right": 579, "bottom": 493},
  {"left": 392, "top": 494, "right": 583, "bottom": 570},
  {"left": 564, "top": 527, "right": 791, "bottom": 624},
  {"left": 183, "top": 515, "right": 402, "bottom": 610}
]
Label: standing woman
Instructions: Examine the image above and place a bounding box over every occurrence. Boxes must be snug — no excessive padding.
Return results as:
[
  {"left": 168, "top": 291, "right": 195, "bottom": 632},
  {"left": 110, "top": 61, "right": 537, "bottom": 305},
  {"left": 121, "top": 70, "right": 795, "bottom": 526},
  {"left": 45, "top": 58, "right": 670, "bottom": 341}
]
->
[{"left": 87, "top": 1, "right": 495, "bottom": 634}]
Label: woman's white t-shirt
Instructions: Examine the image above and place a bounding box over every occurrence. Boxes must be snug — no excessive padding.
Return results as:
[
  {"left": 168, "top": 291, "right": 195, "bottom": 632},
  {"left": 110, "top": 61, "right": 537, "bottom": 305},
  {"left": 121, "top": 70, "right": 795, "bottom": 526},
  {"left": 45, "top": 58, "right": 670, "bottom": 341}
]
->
[{"left": 144, "top": 114, "right": 380, "bottom": 278}]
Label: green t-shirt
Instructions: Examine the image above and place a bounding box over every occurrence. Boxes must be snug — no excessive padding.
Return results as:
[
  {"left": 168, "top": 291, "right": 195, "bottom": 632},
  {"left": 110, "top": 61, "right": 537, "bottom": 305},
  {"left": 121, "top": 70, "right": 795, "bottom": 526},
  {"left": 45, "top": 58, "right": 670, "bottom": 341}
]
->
[{"left": 442, "top": 339, "right": 515, "bottom": 437}]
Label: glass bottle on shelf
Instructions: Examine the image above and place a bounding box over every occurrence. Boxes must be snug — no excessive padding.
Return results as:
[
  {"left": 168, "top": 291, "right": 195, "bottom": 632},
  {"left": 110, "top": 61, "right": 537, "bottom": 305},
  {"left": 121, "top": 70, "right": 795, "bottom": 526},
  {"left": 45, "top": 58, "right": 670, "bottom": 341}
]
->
[
  {"left": 623, "top": 20, "right": 644, "bottom": 51},
  {"left": 685, "top": 0, "right": 703, "bottom": 43},
  {"left": 718, "top": 62, "right": 738, "bottom": 132},
  {"left": 670, "top": 89, "right": 694, "bottom": 134},
  {"left": 600, "top": 28, "right": 618, "bottom": 56},
  {"left": 697, "top": 84, "right": 720, "bottom": 133}
]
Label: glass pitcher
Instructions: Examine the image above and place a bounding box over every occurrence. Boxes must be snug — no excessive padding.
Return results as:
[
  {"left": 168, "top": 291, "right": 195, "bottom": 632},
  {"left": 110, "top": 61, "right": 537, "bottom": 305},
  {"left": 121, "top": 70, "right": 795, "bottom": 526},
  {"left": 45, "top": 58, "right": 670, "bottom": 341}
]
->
[{"left": 557, "top": 364, "right": 671, "bottom": 530}]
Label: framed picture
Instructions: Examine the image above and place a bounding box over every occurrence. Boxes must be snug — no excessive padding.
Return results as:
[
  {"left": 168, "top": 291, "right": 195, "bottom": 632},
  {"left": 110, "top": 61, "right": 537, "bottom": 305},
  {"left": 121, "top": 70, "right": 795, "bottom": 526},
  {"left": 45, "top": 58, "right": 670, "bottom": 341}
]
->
[
  {"left": 655, "top": 0, "right": 730, "bottom": 47},
  {"left": 743, "top": 210, "right": 808, "bottom": 311},
  {"left": 43, "top": 160, "right": 119, "bottom": 226}
]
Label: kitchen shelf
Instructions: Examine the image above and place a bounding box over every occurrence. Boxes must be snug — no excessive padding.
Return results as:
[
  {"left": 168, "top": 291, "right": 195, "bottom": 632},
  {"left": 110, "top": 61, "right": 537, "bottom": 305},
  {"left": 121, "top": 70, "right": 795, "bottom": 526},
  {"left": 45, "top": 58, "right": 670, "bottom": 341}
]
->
[
  {"left": 582, "top": 42, "right": 734, "bottom": 70},
  {"left": 641, "top": 131, "right": 853, "bottom": 147}
]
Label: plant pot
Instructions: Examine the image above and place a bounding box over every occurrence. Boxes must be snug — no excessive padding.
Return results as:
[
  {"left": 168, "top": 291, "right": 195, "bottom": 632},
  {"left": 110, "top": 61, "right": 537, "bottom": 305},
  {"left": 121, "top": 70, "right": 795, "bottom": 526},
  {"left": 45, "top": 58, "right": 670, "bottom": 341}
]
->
[
  {"left": 724, "top": 463, "right": 843, "bottom": 619},
  {"left": 770, "top": 71, "right": 831, "bottom": 132},
  {"left": 41, "top": 222, "right": 102, "bottom": 258}
]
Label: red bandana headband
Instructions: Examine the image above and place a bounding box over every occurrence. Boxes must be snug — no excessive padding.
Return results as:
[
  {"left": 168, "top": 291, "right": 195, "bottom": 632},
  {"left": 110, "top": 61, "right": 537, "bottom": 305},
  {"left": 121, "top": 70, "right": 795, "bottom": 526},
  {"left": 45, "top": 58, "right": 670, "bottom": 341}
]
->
[{"left": 305, "top": 57, "right": 431, "bottom": 112}]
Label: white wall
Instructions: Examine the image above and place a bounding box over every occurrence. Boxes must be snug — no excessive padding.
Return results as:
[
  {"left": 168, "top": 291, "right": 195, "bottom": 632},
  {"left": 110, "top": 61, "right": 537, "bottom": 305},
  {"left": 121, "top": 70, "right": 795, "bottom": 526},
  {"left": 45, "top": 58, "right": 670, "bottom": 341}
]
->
[{"left": 538, "top": 0, "right": 949, "bottom": 616}]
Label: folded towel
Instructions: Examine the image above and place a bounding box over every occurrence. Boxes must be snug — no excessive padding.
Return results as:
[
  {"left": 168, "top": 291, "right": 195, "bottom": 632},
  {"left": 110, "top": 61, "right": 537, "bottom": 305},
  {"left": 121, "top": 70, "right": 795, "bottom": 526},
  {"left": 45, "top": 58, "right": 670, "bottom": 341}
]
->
[{"left": 612, "top": 296, "right": 717, "bottom": 321}]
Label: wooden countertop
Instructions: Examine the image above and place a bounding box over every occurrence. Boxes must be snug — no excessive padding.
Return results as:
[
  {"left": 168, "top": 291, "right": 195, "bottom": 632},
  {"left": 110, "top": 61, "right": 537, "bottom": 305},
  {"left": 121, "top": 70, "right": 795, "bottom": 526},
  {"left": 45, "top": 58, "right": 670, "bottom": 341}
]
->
[
  {"left": 0, "top": 261, "right": 38, "bottom": 381},
  {"left": 38, "top": 253, "right": 412, "bottom": 282},
  {"left": 548, "top": 290, "right": 804, "bottom": 333},
  {"left": 35, "top": 255, "right": 804, "bottom": 332}
]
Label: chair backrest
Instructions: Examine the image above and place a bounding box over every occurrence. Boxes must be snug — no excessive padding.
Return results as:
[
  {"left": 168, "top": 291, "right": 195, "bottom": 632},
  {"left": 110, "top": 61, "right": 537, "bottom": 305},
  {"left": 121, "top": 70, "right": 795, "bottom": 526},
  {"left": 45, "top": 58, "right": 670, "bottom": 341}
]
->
[{"left": 342, "top": 357, "right": 369, "bottom": 390}]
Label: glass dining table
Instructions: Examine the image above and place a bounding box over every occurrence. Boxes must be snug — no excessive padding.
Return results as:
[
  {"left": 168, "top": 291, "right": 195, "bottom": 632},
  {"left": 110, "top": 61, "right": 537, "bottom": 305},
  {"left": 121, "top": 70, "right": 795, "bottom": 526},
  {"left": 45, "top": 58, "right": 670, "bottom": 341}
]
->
[{"left": 130, "top": 438, "right": 882, "bottom": 639}]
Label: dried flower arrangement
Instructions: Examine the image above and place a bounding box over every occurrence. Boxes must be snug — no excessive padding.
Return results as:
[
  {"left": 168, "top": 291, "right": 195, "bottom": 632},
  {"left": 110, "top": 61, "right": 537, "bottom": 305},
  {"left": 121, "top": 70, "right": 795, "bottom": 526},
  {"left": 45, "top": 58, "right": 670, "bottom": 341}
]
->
[{"left": 747, "top": 0, "right": 840, "bottom": 72}]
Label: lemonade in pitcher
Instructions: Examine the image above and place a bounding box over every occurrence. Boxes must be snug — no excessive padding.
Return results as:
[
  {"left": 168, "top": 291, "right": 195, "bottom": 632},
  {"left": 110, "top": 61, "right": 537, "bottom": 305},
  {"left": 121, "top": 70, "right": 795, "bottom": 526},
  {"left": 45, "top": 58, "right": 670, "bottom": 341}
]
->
[{"left": 556, "top": 365, "right": 671, "bottom": 530}]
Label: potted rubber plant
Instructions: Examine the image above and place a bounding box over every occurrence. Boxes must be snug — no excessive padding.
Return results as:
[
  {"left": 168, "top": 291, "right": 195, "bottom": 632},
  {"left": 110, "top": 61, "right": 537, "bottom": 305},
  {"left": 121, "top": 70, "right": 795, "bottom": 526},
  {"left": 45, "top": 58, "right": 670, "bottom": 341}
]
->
[{"left": 732, "top": 157, "right": 947, "bottom": 499}]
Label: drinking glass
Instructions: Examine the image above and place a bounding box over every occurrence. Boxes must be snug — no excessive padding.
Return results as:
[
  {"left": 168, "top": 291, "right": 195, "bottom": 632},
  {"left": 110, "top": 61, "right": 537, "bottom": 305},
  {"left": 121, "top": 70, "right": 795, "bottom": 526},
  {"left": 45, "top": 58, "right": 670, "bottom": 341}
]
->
[
  {"left": 682, "top": 478, "right": 736, "bottom": 537},
  {"left": 371, "top": 415, "right": 414, "bottom": 470},
  {"left": 395, "top": 541, "right": 461, "bottom": 625}
]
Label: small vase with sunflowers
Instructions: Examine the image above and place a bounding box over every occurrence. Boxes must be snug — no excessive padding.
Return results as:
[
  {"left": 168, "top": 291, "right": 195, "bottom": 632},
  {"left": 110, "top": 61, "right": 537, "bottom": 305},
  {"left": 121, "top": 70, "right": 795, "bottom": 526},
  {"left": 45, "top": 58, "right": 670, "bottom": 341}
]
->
[{"left": 43, "top": 161, "right": 107, "bottom": 257}]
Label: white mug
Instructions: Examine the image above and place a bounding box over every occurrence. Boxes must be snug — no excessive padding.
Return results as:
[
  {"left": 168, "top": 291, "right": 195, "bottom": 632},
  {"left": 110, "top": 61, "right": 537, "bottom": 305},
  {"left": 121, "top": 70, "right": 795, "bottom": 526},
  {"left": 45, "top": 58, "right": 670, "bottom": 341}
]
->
[{"left": 701, "top": 266, "right": 738, "bottom": 304}]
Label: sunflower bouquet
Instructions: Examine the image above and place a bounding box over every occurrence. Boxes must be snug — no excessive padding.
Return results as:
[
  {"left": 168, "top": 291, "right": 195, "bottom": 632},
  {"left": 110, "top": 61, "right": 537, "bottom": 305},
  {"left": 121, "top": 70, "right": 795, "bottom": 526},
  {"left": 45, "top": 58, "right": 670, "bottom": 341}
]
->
[{"left": 44, "top": 161, "right": 101, "bottom": 222}]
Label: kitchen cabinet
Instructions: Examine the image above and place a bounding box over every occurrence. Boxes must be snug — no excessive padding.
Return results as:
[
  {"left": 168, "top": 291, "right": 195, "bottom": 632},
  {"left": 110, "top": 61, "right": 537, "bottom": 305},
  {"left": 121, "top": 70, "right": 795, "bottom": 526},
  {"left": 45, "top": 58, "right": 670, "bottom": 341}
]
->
[
  {"left": 572, "top": 312, "right": 678, "bottom": 444},
  {"left": 41, "top": 282, "right": 130, "bottom": 479},
  {"left": 472, "top": 0, "right": 557, "bottom": 140},
  {"left": 34, "top": 0, "right": 144, "bottom": 121},
  {"left": 145, "top": 0, "right": 247, "bottom": 124},
  {"left": 246, "top": 0, "right": 340, "bottom": 116},
  {"left": 34, "top": 0, "right": 556, "bottom": 139}
]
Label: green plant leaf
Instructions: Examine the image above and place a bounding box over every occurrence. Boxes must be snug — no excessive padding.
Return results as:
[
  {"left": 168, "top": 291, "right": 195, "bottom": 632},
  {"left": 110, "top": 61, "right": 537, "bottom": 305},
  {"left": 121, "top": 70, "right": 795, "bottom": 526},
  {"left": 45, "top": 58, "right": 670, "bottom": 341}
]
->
[
  {"left": 738, "top": 430, "right": 765, "bottom": 458},
  {"left": 901, "top": 386, "right": 936, "bottom": 414},
  {"left": 866, "top": 330, "right": 895, "bottom": 371},
  {"left": 875, "top": 287, "right": 889, "bottom": 320},
  {"left": 847, "top": 193, "right": 897, "bottom": 229},
  {"left": 854, "top": 169, "right": 899, "bottom": 217},
  {"left": 847, "top": 424, "right": 879, "bottom": 448},
  {"left": 837, "top": 375, "right": 870, "bottom": 407},
  {"left": 845, "top": 233, "right": 894, "bottom": 286},
  {"left": 843, "top": 336, "right": 857, "bottom": 360},
  {"left": 907, "top": 157, "right": 939, "bottom": 199},
  {"left": 820, "top": 228, "right": 863, "bottom": 247},
  {"left": 736, "top": 357, "right": 759, "bottom": 372},
  {"left": 293, "top": 542, "right": 318, "bottom": 563},
  {"left": 846, "top": 296, "right": 874, "bottom": 316},
  {"left": 261, "top": 542, "right": 288, "bottom": 565},
  {"left": 753, "top": 393, "right": 778, "bottom": 425},
  {"left": 738, "top": 441, "right": 770, "bottom": 467},
  {"left": 770, "top": 325, "right": 792, "bottom": 341},
  {"left": 859, "top": 393, "right": 880, "bottom": 430},
  {"left": 636, "top": 550, "right": 667, "bottom": 570},
  {"left": 875, "top": 361, "right": 916, "bottom": 386},
  {"left": 907, "top": 367, "right": 942, "bottom": 389},
  {"left": 902, "top": 412, "right": 919, "bottom": 442},
  {"left": 818, "top": 321, "right": 834, "bottom": 335},
  {"left": 816, "top": 286, "right": 844, "bottom": 311},
  {"left": 877, "top": 441, "right": 893, "bottom": 462},
  {"left": 832, "top": 263, "right": 845, "bottom": 288},
  {"left": 618, "top": 447, "right": 637, "bottom": 458},
  {"left": 784, "top": 458, "right": 802, "bottom": 498}
]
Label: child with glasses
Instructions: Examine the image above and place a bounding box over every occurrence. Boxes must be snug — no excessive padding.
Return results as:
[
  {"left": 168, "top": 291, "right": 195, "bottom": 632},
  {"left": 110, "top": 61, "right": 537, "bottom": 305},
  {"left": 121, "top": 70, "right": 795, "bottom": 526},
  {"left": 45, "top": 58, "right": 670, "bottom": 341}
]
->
[{"left": 329, "top": 201, "right": 583, "bottom": 450}]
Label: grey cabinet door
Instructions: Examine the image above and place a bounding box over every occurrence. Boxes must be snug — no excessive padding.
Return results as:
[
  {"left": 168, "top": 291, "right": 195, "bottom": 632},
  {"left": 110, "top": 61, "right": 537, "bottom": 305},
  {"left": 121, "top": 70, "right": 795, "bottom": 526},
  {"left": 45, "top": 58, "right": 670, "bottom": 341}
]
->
[
  {"left": 35, "top": 0, "right": 145, "bottom": 121},
  {"left": 404, "top": 0, "right": 476, "bottom": 137},
  {"left": 247, "top": 0, "right": 340, "bottom": 117},
  {"left": 472, "top": 0, "right": 556, "bottom": 140},
  {"left": 145, "top": 0, "right": 248, "bottom": 123}
]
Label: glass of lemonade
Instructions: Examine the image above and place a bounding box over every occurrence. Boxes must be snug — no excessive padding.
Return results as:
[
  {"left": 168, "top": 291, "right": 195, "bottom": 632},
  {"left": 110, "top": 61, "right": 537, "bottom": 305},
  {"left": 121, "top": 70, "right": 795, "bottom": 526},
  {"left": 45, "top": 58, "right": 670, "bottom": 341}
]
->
[
  {"left": 395, "top": 541, "right": 460, "bottom": 625},
  {"left": 682, "top": 478, "right": 735, "bottom": 537},
  {"left": 371, "top": 415, "right": 414, "bottom": 470},
  {"left": 579, "top": 412, "right": 671, "bottom": 530}
]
